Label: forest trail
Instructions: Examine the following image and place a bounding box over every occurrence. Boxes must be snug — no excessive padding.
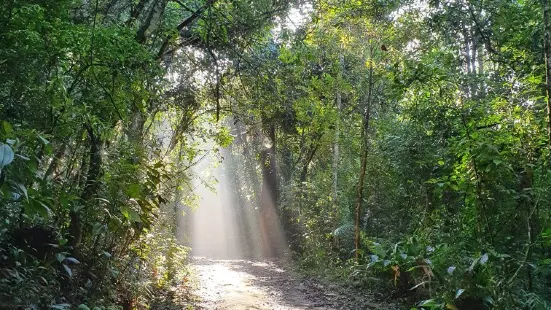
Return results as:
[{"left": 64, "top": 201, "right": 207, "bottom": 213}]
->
[{"left": 190, "top": 257, "right": 398, "bottom": 310}]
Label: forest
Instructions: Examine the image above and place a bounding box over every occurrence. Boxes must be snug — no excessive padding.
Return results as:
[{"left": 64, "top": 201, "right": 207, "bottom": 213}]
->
[{"left": 1, "top": 0, "right": 550, "bottom": 309}]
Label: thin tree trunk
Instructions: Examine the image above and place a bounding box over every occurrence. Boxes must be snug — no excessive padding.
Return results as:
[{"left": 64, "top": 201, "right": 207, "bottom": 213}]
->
[
  {"left": 300, "top": 141, "right": 320, "bottom": 184},
  {"left": 136, "top": 0, "right": 168, "bottom": 44},
  {"left": 471, "top": 28, "right": 478, "bottom": 97},
  {"left": 43, "top": 143, "right": 67, "bottom": 180},
  {"left": 354, "top": 130, "right": 368, "bottom": 261},
  {"left": 463, "top": 31, "right": 473, "bottom": 98},
  {"left": 260, "top": 123, "right": 279, "bottom": 257},
  {"left": 333, "top": 53, "right": 343, "bottom": 219},
  {"left": 354, "top": 52, "right": 374, "bottom": 261},
  {"left": 477, "top": 38, "right": 485, "bottom": 97},
  {"left": 126, "top": 0, "right": 149, "bottom": 26},
  {"left": 126, "top": 106, "right": 146, "bottom": 163},
  {"left": 267, "top": 124, "right": 278, "bottom": 204},
  {"left": 69, "top": 124, "right": 103, "bottom": 248}
]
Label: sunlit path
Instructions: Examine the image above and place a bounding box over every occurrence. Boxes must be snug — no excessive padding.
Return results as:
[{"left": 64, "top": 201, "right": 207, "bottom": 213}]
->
[
  {"left": 191, "top": 257, "right": 337, "bottom": 310},
  {"left": 182, "top": 137, "right": 398, "bottom": 309},
  {"left": 189, "top": 257, "right": 400, "bottom": 309},
  {"left": 187, "top": 256, "right": 407, "bottom": 310}
]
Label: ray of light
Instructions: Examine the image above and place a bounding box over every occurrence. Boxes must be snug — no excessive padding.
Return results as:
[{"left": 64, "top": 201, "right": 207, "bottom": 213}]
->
[{"left": 184, "top": 124, "right": 289, "bottom": 260}]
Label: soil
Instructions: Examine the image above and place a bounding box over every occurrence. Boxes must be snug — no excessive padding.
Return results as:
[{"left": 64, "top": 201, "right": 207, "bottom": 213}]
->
[{"left": 189, "top": 257, "right": 403, "bottom": 310}]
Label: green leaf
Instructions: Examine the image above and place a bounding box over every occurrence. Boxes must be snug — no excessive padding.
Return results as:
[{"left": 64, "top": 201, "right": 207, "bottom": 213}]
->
[
  {"left": 13, "top": 183, "right": 28, "bottom": 201},
  {"left": 468, "top": 257, "right": 479, "bottom": 272},
  {"left": 479, "top": 253, "right": 489, "bottom": 265},
  {"left": 64, "top": 257, "right": 80, "bottom": 264},
  {"left": 15, "top": 154, "right": 30, "bottom": 161},
  {"left": 62, "top": 264, "right": 72, "bottom": 277},
  {"left": 56, "top": 253, "right": 66, "bottom": 263},
  {"left": 120, "top": 205, "right": 141, "bottom": 222},
  {"left": 1, "top": 121, "right": 13, "bottom": 136},
  {"left": 483, "top": 296, "right": 494, "bottom": 305},
  {"left": 36, "top": 200, "right": 52, "bottom": 217},
  {"left": 125, "top": 183, "right": 141, "bottom": 198},
  {"left": 418, "top": 299, "right": 439, "bottom": 306},
  {"left": 0, "top": 143, "right": 14, "bottom": 168},
  {"left": 38, "top": 135, "right": 50, "bottom": 145}
]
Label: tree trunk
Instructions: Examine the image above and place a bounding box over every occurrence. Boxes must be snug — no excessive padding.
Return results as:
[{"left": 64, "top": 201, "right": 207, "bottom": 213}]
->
[
  {"left": 354, "top": 129, "right": 368, "bottom": 261},
  {"left": 300, "top": 139, "right": 321, "bottom": 184},
  {"left": 259, "top": 123, "right": 280, "bottom": 257},
  {"left": 354, "top": 53, "right": 374, "bottom": 261},
  {"left": 471, "top": 27, "right": 478, "bottom": 98},
  {"left": 43, "top": 143, "right": 67, "bottom": 180},
  {"left": 265, "top": 124, "right": 278, "bottom": 206},
  {"left": 477, "top": 37, "right": 485, "bottom": 97},
  {"left": 136, "top": 0, "right": 169, "bottom": 44},
  {"left": 69, "top": 124, "right": 103, "bottom": 248},
  {"left": 127, "top": 0, "right": 149, "bottom": 25},
  {"left": 332, "top": 53, "right": 344, "bottom": 220},
  {"left": 463, "top": 26, "right": 473, "bottom": 98}
]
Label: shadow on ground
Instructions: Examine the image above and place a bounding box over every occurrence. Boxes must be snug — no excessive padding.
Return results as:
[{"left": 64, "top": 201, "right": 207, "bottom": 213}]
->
[{"left": 190, "top": 257, "right": 401, "bottom": 310}]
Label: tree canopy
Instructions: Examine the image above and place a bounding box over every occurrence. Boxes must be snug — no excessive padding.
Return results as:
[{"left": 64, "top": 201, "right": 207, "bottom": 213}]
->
[{"left": 1, "top": 0, "right": 551, "bottom": 309}]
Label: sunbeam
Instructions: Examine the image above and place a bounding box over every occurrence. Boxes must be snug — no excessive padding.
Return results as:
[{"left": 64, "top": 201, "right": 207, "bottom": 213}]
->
[
  {"left": 188, "top": 145, "right": 242, "bottom": 258},
  {"left": 186, "top": 124, "right": 289, "bottom": 260}
]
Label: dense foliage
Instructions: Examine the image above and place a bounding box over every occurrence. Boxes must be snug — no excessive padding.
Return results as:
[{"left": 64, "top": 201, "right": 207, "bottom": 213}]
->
[
  {"left": 222, "top": 0, "right": 551, "bottom": 309},
  {"left": 2, "top": 0, "right": 551, "bottom": 309},
  {"left": 0, "top": 0, "right": 289, "bottom": 308}
]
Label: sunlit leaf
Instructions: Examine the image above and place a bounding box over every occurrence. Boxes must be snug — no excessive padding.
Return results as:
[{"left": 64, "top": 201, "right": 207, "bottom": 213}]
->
[
  {"left": 56, "top": 253, "right": 66, "bottom": 263},
  {"left": 479, "top": 253, "right": 489, "bottom": 265},
  {"left": 1, "top": 121, "right": 13, "bottom": 136},
  {"left": 0, "top": 143, "right": 14, "bottom": 168},
  {"left": 63, "top": 264, "right": 72, "bottom": 277},
  {"left": 13, "top": 183, "right": 28, "bottom": 201},
  {"left": 483, "top": 296, "right": 494, "bottom": 305},
  {"left": 64, "top": 257, "right": 80, "bottom": 264}
]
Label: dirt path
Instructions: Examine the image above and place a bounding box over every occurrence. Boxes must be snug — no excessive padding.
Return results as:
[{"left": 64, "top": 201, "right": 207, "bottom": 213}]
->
[{"left": 190, "top": 257, "right": 401, "bottom": 310}]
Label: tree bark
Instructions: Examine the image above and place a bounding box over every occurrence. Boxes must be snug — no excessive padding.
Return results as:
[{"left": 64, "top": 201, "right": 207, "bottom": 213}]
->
[
  {"left": 354, "top": 52, "right": 374, "bottom": 261},
  {"left": 332, "top": 53, "right": 344, "bottom": 217},
  {"left": 299, "top": 134, "right": 322, "bottom": 184},
  {"left": 354, "top": 130, "right": 368, "bottom": 261},
  {"left": 43, "top": 143, "right": 67, "bottom": 180},
  {"left": 477, "top": 37, "right": 485, "bottom": 97},
  {"left": 69, "top": 124, "right": 103, "bottom": 248},
  {"left": 136, "top": 0, "right": 169, "bottom": 44},
  {"left": 259, "top": 123, "right": 280, "bottom": 257}
]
